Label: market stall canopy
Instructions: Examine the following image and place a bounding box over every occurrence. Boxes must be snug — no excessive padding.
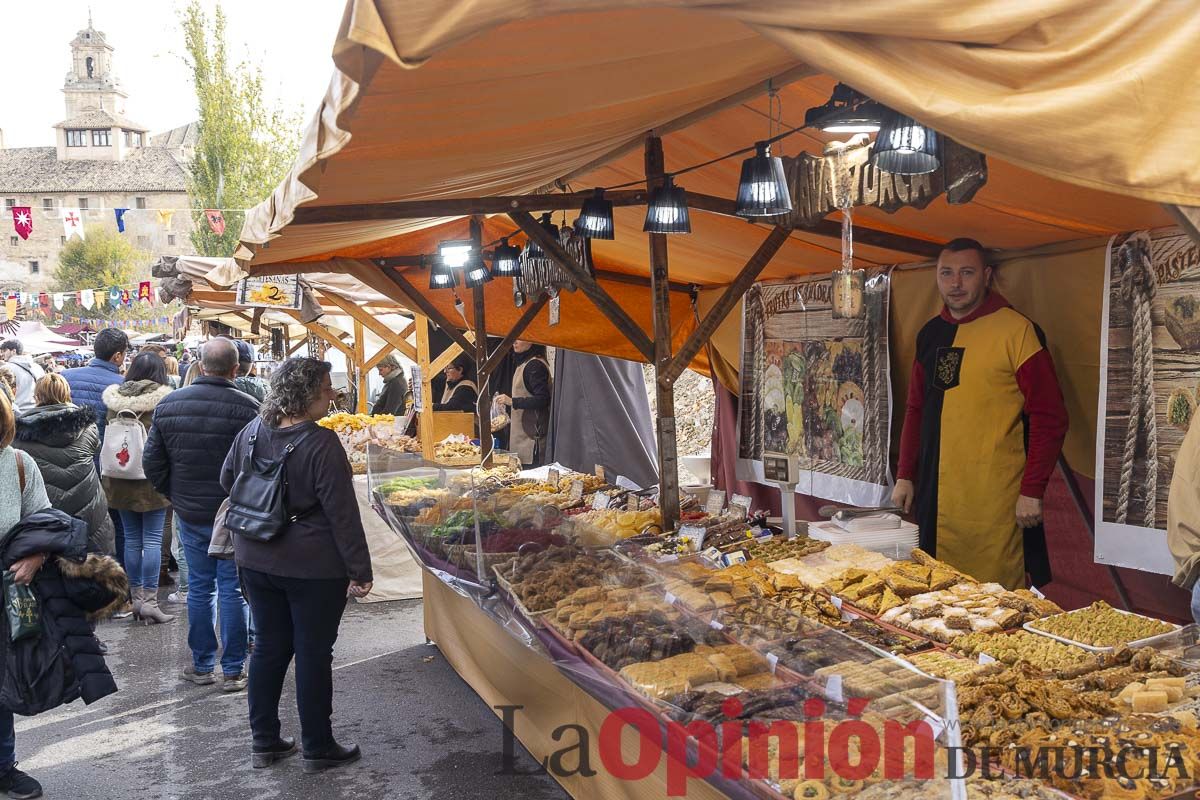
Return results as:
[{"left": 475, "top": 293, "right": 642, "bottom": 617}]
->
[
  {"left": 0, "top": 320, "right": 85, "bottom": 355},
  {"left": 234, "top": 0, "right": 1192, "bottom": 359}
]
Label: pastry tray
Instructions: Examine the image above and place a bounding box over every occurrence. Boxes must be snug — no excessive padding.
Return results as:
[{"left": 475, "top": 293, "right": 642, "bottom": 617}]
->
[
  {"left": 491, "top": 566, "right": 555, "bottom": 624},
  {"left": 1023, "top": 607, "right": 1182, "bottom": 652}
]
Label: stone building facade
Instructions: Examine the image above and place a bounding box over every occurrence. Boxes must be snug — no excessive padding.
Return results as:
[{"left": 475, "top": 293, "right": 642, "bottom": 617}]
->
[{"left": 0, "top": 18, "right": 195, "bottom": 292}]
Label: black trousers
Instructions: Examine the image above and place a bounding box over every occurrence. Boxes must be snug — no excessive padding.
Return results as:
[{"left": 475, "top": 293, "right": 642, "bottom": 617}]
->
[{"left": 241, "top": 568, "right": 349, "bottom": 754}]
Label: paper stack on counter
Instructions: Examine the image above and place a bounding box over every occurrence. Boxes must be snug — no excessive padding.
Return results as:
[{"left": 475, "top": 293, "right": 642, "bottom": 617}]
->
[{"left": 808, "top": 514, "right": 919, "bottom": 559}]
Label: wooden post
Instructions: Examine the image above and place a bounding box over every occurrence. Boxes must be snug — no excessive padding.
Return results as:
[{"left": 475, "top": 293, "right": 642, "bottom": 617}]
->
[
  {"left": 353, "top": 318, "right": 368, "bottom": 413},
  {"left": 414, "top": 315, "right": 436, "bottom": 462},
  {"left": 469, "top": 216, "right": 492, "bottom": 465},
  {"left": 646, "top": 136, "right": 679, "bottom": 530}
]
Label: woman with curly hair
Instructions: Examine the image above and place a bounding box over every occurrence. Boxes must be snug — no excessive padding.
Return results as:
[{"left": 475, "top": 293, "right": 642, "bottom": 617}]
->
[{"left": 220, "top": 357, "right": 373, "bottom": 773}]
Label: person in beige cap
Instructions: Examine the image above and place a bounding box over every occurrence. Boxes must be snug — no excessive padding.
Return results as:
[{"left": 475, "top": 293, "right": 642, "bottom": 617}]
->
[{"left": 371, "top": 354, "right": 407, "bottom": 416}]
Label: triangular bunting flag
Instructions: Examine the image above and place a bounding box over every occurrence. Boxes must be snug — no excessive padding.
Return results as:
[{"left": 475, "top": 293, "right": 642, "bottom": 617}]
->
[
  {"left": 114, "top": 208, "right": 128, "bottom": 233},
  {"left": 108, "top": 287, "right": 121, "bottom": 309},
  {"left": 80, "top": 289, "right": 94, "bottom": 310},
  {"left": 11, "top": 207, "right": 31, "bottom": 240},
  {"left": 62, "top": 208, "right": 84, "bottom": 240},
  {"left": 204, "top": 209, "right": 226, "bottom": 235},
  {"left": 53, "top": 293, "right": 64, "bottom": 310},
  {"left": 138, "top": 281, "right": 152, "bottom": 304},
  {"left": 156, "top": 209, "right": 174, "bottom": 228}
]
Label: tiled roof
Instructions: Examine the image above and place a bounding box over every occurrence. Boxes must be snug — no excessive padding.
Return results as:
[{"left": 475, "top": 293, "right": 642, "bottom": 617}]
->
[
  {"left": 54, "top": 109, "right": 148, "bottom": 131},
  {"left": 150, "top": 122, "right": 199, "bottom": 149},
  {"left": 0, "top": 147, "right": 188, "bottom": 193}
]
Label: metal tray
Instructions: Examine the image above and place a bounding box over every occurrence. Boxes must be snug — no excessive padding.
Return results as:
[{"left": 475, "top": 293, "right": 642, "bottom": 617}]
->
[{"left": 1023, "top": 606, "right": 1182, "bottom": 652}]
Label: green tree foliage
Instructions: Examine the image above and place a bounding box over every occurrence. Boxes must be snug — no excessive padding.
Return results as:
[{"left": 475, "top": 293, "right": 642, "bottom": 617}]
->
[
  {"left": 180, "top": 1, "right": 300, "bottom": 257},
  {"left": 53, "top": 225, "right": 146, "bottom": 296}
]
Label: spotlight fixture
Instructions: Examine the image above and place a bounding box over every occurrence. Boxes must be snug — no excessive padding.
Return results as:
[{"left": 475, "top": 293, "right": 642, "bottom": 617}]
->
[
  {"left": 463, "top": 259, "right": 493, "bottom": 288},
  {"left": 576, "top": 188, "right": 614, "bottom": 239},
  {"left": 429, "top": 259, "right": 458, "bottom": 289},
  {"left": 735, "top": 141, "right": 793, "bottom": 218},
  {"left": 872, "top": 109, "right": 941, "bottom": 175},
  {"left": 437, "top": 239, "right": 475, "bottom": 269},
  {"left": 524, "top": 213, "right": 559, "bottom": 258},
  {"left": 643, "top": 175, "right": 691, "bottom": 234},
  {"left": 491, "top": 238, "right": 522, "bottom": 277},
  {"left": 804, "top": 83, "right": 884, "bottom": 134}
]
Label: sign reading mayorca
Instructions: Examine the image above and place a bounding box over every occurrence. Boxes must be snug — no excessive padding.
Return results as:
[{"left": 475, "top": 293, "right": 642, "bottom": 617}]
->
[{"left": 1097, "top": 228, "right": 1200, "bottom": 573}]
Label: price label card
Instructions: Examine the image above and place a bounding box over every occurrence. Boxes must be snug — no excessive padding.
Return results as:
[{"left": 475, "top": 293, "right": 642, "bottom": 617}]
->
[
  {"left": 569, "top": 481, "right": 584, "bottom": 502},
  {"left": 549, "top": 294, "right": 561, "bottom": 326},
  {"left": 594, "top": 464, "right": 606, "bottom": 480},
  {"left": 1030, "top": 585, "right": 1046, "bottom": 599},
  {"left": 766, "top": 653, "right": 779, "bottom": 674},
  {"left": 730, "top": 494, "right": 753, "bottom": 518},
  {"left": 547, "top": 468, "right": 561, "bottom": 486},
  {"left": 705, "top": 490, "right": 727, "bottom": 517},
  {"left": 591, "top": 492, "right": 611, "bottom": 510},
  {"left": 656, "top": 554, "right": 679, "bottom": 563},
  {"left": 825, "top": 674, "right": 844, "bottom": 703},
  {"left": 709, "top": 619, "right": 724, "bottom": 631},
  {"left": 830, "top": 596, "right": 843, "bottom": 610},
  {"left": 678, "top": 524, "right": 706, "bottom": 550},
  {"left": 977, "top": 652, "right": 997, "bottom": 665},
  {"left": 721, "top": 550, "right": 749, "bottom": 567},
  {"left": 701, "top": 546, "right": 724, "bottom": 565},
  {"left": 626, "top": 494, "right": 639, "bottom": 512},
  {"left": 664, "top": 592, "right": 677, "bottom": 606},
  {"left": 615, "top": 475, "right": 641, "bottom": 491}
]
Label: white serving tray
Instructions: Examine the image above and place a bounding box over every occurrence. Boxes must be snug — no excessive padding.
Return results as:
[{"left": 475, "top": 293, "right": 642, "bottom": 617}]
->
[{"left": 1023, "top": 606, "right": 1182, "bottom": 652}]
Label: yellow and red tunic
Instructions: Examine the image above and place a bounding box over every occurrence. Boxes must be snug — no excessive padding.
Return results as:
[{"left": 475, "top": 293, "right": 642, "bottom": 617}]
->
[{"left": 897, "top": 292, "right": 1068, "bottom": 588}]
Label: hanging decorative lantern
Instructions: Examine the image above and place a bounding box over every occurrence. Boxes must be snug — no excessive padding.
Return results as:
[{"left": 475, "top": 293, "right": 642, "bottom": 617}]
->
[
  {"left": 576, "top": 189, "right": 614, "bottom": 239},
  {"left": 804, "top": 83, "right": 884, "bottom": 134},
  {"left": 872, "top": 109, "right": 941, "bottom": 175},
  {"left": 643, "top": 175, "right": 691, "bottom": 234},
  {"left": 463, "top": 259, "right": 493, "bottom": 288},
  {"left": 428, "top": 258, "right": 458, "bottom": 289},
  {"left": 735, "top": 142, "right": 793, "bottom": 218},
  {"left": 491, "top": 238, "right": 522, "bottom": 277}
]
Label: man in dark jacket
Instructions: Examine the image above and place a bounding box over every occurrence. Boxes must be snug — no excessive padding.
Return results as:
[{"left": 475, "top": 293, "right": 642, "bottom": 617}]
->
[
  {"left": 143, "top": 338, "right": 260, "bottom": 691},
  {"left": 371, "top": 353, "right": 407, "bottom": 415},
  {"left": 62, "top": 328, "right": 128, "bottom": 446}
]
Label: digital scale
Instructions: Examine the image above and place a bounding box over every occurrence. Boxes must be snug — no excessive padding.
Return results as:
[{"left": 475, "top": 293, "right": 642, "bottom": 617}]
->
[{"left": 762, "top": 450, "right": 800, "bottom": 538}]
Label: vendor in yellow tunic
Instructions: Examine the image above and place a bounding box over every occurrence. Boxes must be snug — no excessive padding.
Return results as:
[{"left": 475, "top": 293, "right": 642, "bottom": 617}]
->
[{"left": 892, "top": 238, "right": 1069, "bottom": 589}]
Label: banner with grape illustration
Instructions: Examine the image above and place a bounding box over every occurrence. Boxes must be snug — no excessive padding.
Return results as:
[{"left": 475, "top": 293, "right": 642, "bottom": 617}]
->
[{"left": 737, "top": 270, "right": 893, "bottom": 507}]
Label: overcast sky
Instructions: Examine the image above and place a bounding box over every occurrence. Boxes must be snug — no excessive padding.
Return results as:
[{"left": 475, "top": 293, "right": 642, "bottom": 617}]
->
[{"left": 0, "top": 0, "right": 346, "bottom": 148}]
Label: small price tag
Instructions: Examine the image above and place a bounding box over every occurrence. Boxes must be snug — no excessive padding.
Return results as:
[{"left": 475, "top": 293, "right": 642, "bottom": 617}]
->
[
  {"left": 568, "top": 481, "right": 584, "bottom": 502},
  {"left": 830, "top": 596, "right": 843, "bottom": 610},
  {"left": 547, "top": 467, "right": 561, "bottom": 486},
  {"left": 615, "top": 475, "right": 641, "bottom": 491},
  {"left": 678, "top": 524, "right": 706, "bottom": 550},
  {"left": 1030, "top": 585, "right": 1046, "bottom": 599},
  {"left": 664, "top": 592, "right": 677, "bottom": 606},
  {"left": 709, "top": 619, "right": 724, "bottom": 631},
  {"left": 548, "top": 294, "right": 561, "bottom": 326},
  {"left": 978, "top": 652, "right": 997, "bottom": 665},
  {"left": 721, "top": 550, "right": 748, "bottom": 567},
  {"left": 594, "top": 464, "right": 606, "bottom": 479},
  {"left": 701, "top": 546, "right": 724, "bottom": 565},
  {"left": 591, "top": 492, "right": 611, "bottom": 510},
  {"left": 705, "top": 490, "right": 727, "bottom": 517},
  {"left": 825, "top": 674, "right": 844, "bottom": 703},
  {"left": 626, "top": 494, "right": 639, "bottom": 512},
  {"left": 656, "top": 553, "right": 679, "bottom": 563},
  {"left": 730, "top": 494, "right": 752, "bottom": 518},
  {"left": 766, "top": 653, "right": 779, "bottom": 674}
]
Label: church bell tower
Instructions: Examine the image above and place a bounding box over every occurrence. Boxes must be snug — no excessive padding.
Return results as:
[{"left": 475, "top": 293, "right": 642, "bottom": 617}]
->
[{"left": 62, "top": 12, "right": 127, "bottom": 118}]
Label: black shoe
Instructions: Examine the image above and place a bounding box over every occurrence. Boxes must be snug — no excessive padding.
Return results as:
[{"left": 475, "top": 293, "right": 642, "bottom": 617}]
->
[
  {"left": 302, "top": 743, "right": 361, "bottom": 774},
  {"left": 97, "top": 640, "right": 108, "bottom": 655},
  {"left": 0, "top": 764, "right": 42, "bottom": 799},
  {"left": 251, "top": 737, "right": 298, "bottom": 769}
]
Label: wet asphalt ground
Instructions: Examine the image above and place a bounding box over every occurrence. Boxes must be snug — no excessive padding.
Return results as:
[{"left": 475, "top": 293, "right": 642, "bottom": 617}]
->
[{"left": 15, "top": 597, "right": 569, "bottom": 800}]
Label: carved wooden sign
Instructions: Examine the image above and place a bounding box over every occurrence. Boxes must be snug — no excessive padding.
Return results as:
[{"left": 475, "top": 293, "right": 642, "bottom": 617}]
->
[{"left": 782, "top": 138, "right": 988, "bottom": 228}]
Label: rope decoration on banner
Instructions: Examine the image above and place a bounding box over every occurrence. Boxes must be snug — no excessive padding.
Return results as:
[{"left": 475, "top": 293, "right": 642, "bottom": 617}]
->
[
  {"left": 745, "top": 283, "right": 804, "bottom": 458},
  {"left": 1115, "top": 232, "right": 1158, "bottom": 527},
  {"left": 862, "top": 282, "right": 885, "bottom": 485}
]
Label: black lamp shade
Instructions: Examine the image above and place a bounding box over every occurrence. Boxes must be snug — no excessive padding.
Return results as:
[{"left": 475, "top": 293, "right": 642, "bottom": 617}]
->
[
  {"left": 492, "top": 239, "right": 522, "bottom": 277},
  {"left": 463, "top": 260, "right": 492, "bottom": 288},
  {"left": 804, "top": 84, "right": 883, "bottom": 133},
  {"left": 872, "top": 109, "right": 941, "bottom": 175},
  {"left": 643, "top": 176, "right": 691, "bottom": 234},
  {"left": 429, "top": 259, "right": 458, "bottom": 289},
  {"left": 735, "top": 142, "right": 793, "bottom": 218},
  {"left": 576, "top": 189, "right": 614, "bottom": 239},
  {"left": 524, "top": 213, "right": 559, "bottom": 258}
]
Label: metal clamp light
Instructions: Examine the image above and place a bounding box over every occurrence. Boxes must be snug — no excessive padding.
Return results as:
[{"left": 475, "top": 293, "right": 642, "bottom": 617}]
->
[
  {"left": 437, "top": 239, "right": 475, "bottom": 269},
  {"left": 804, "top": 83, "right": 884, "bottom": 134}
]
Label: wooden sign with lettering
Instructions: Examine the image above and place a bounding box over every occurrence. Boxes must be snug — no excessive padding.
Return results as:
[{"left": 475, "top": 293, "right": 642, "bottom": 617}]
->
[{"left": 782, "top": 138, "right": 987, "bottom": 228}]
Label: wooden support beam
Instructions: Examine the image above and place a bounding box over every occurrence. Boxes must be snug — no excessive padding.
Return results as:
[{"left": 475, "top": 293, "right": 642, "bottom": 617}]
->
[
  {"left": 319, "top": 290, "right": 417, "bottom": 361},
  {"left": 662, "top": 225, "right": 791, "bottom": 384},
  {"left": 480, "top": 294, "right": 549, "bottom": 378},
  {"left": 469, "top": 217, "right": 492, "bottom": 465},
  {"left": 339, "top": 258, "right": 475, "bottom": 355},
  {"left": 430, "top": 341, "right": 466, "bottom": 377},
  {"left": 397, "top": 320, "right": 417, "bottom": 341},
  {"left": 646, "top": 136, "right": 680, "bottom": 530},
  {"left": 414, "top": 317, "right": 436, "bottom": 461},
  {"left": 508, "top": 210, "right": 655, "bottom": 362},
  {"left": 353, "top": 319, "right": 368, "bottom": 413},
  {"left": 281, "top": 310, "right": 355, "bottom": 361},
  {"left": 363, "top": 344, "right": 394, "bottom": 373},
  {"left": 292, "top": 189, "right": 649, "bottom": 225},
  {"left": 286, "top": 336, "right": 306, "bottom": 357}
]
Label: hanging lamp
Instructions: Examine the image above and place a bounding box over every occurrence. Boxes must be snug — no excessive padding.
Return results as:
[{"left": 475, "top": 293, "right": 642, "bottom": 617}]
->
[
  {"left": 491, "top": 238, "right": 522, "bottom": 277},
  {"left": 428, "top": 258, "right": 458, "bottom": 289},
  {"left": 463, "top": 259, "right": 493, "bottom": 288},
  {"left": 576, "top": 189, "right": 615, "bottom": 239},
  {"left": 437, "top": 239, "right": 475, "bottom": 269},
  {"left": 643, "top": 175, "right": 690, "bottom": 234},
  {"left": 804, "top": 84, "right": 884, "bottom": 134},
  {"left": 872, "top": 109, "right": 941, "bottom": 175},
  {"left": 735, "top": 142, "right": 793, "bottom": 218}
]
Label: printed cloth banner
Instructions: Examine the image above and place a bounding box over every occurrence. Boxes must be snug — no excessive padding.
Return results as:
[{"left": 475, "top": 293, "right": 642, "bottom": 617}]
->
[
  {"left": 120, "top": 289, "right": 132, "bottom": 308},
  {"left": 1096, "top": 228, "right": 1200, "bottom": 575},
  {"left": 205, "top": 209, "right": 226, "bottom": 235},
  {"left": 53, "top": 293, "right": 64, "bottom": 310},
  {"left": 80, "top": 289, "right": 94, "bottom": 310},
  {"left": 156, "top": 209, "right": 174, "bottom": 228},
  {"left": 61, "top": 208, "right": 84, "bottom": 240},
  {"left": 38, "top": 293, "right": 50, "bottom": 316},
  {"left": 108, "top": 287, "right": 121, "bottom": 309},
  {"left": 114, "top": 208, "right": 128, "bottom": 233},
  {"left": 4, "top": 297, "right": 15, "bottom": 321},
  {"left": 138, "top": 281, "right": 152, "bottom": 304},
  {"left": 736, "top": 269, "right": 894, "bottom": 507},
  {"left": 10, "top": 207, "right": 31, "bottom": 240}
]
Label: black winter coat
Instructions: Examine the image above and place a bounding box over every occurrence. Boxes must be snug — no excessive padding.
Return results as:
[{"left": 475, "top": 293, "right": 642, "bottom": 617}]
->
[
  {"left": 142, "top": 377, "right": 260, "bottom": 526},
  {"left": 0, "top": 509, "right": 125, "bottom": 715},
  {"left": 12, "top": 404, "right": 115, "bottom": 555}
]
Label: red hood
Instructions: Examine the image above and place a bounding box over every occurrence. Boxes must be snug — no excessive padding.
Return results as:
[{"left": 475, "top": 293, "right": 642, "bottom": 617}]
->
[{"left": 940, "top": 291, "right": 1011, "bottom": 324}]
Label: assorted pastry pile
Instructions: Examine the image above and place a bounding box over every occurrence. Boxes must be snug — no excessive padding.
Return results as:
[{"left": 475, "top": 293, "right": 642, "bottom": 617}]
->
[{"left": 1027, "top": 600, "right": 1178, "bottom": 648}]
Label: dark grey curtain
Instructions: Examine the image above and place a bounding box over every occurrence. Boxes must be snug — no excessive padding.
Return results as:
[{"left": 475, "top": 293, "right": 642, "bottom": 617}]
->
[{"left": 547, "top": 350, "right": 658, "bottom": 488}]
